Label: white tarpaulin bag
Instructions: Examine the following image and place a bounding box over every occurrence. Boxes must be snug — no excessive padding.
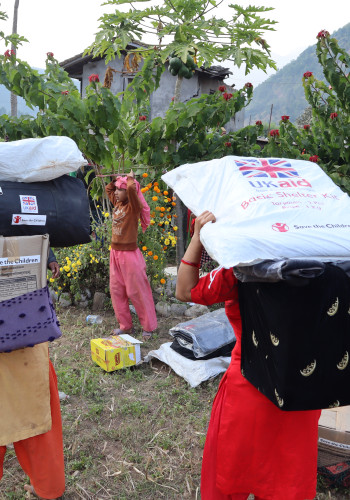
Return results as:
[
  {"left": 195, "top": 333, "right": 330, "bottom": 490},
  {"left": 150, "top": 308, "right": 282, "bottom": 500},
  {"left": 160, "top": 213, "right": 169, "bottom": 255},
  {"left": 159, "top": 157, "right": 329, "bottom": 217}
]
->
[
  {"left": 162, "top": 156, "right": 350, "bottom": 267},
  {"left": 0, "top": 136, "right": 88, "bottom": 182}
]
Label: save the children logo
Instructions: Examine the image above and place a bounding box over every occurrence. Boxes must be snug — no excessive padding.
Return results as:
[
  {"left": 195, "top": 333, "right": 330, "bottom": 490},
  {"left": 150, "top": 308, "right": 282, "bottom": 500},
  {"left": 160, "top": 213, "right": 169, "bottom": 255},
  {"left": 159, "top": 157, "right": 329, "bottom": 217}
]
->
[
  {"left": 237, "top": 158, "right": 298, "bottom": 178},
  {"left": 272, "top": 223, "right": 289, "bottom": 232},
  {"left": 13, "top": 215, "right": 22, "bottom": 224}
]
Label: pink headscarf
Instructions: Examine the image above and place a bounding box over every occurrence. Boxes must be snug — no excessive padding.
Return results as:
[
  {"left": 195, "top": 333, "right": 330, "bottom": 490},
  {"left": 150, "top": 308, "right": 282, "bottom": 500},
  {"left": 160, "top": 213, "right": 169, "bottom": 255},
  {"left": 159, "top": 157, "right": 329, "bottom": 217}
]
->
[{"left": 115, "top": 176, "right": 150, "bottom": 233}]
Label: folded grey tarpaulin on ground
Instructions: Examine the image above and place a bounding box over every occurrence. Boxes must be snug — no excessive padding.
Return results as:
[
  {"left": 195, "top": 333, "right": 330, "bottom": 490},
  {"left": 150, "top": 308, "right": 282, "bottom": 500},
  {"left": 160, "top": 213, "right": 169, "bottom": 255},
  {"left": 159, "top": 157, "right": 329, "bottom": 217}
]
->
[
  {"left": 169, "top": 308, "right": 235, "bottom": 358},
  {"left": 234, "top": 259, "right": 350, "bottom": 284}
]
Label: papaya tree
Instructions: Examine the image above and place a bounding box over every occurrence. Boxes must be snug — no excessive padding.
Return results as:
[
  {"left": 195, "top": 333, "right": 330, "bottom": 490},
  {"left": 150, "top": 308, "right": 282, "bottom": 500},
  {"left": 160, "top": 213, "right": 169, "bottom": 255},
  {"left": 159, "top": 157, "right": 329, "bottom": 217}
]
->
[{"left": 87, "top": 0, "right": 277, "bottom": 257}]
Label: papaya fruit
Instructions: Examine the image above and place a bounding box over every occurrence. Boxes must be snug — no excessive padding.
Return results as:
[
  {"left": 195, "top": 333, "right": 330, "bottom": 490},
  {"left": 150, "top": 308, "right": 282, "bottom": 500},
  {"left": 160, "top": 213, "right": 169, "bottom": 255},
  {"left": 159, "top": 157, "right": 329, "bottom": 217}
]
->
[
  {"left": 169, "top": 57, "right": 182, "bottom": 72},
  {"left": 186, "top": 55, "right": 195, "bottom": 70},
  {"left": 178, "top": 64, "right": 191, "bottom": 78}
]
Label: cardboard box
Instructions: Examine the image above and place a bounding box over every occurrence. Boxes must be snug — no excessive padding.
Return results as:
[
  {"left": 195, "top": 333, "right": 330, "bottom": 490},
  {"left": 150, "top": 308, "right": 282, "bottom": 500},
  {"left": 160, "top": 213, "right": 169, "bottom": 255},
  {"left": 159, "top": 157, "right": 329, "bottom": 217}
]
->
[
  {"left": 318, "top": 406, "right": 350, "bottom": 467},
  {"left": 0, "top": 234, "right": 49, "bottom": 301},
  {"left": 91, "top": 334, "right": 142, "bottom": 372}
]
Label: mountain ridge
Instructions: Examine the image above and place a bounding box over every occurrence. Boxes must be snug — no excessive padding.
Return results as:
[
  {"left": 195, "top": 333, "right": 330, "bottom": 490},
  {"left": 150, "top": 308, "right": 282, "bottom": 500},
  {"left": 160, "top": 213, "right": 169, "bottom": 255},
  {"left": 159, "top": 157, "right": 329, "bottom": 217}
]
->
[{"left": 245, "top": 23, "right": 350, "bottom": 125}]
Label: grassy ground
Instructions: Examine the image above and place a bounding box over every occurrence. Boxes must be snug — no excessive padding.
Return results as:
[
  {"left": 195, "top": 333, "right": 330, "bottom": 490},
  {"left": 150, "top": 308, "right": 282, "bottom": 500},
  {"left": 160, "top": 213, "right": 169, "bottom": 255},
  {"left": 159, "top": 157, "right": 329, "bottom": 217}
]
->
[{"left": 1, "top": 306, "right": 350, "bottom": 499}]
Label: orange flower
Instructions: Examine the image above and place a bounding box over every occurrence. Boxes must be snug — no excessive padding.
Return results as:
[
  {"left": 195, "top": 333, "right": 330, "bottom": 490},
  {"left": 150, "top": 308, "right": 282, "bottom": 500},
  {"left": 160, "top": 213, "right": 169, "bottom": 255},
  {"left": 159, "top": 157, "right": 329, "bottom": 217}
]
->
[
  {"left": 155, "top": 206, "right": 161, "bottom": 211},
  {"left": 172, "top": 202, "right": 176, "bottom": 206},
  {"left": 147, "top": 183, "right": 152, "bottom": 188},
  {"left": 142, "top": 246, "right": 147, "bottom": 251},
  {"left": 163, "top": 246, "right": 168, "bottom": 250},
  {"left": 172, "top": 196, "right": 176, "bottom": 201},
  {"left": 153, "top": 255, "right": 159, "bottom": 260},
  {"left": 173, "top": 214, "right": 177, "bottom": 218},
  {"left": 154, "top": 182, "right": 159, "bottom": 186},
  {"left": 158, "top": 222, "right": 163, "bottom": 226},
  {"left": 163, "top": 191, "right": 168, "bottom": 195},
  {"left": 160, "top": 278, "right": 166, "bottom": 284},
  {"left": 152, "top": 196, "right": 158, "bottom": 201},
  {"left": 150, "top": 220, "right": 155, "bottom": 225},
  {"left": 142, "top": 172, "right": 148, "bottom": 178},
  {"left": 160, "top": 207, "right": 165, "bottom": 212},
  {"left": 160, "top": 213, "right": 164, "bottom": 217},
  {"left": 167, "top": 214, "right": 172, "bottom": 219},
  {"left": 150, "top": 212, "right": 155, "bottom": 217},
  {"left": 154, "top": 187, "right": 160, "bottom": 193},
  {"left": 147, "top": 251, "right": 153, "bottom": 256},
  {"left": 141, "top": 187, "right": 148, "bottom": 193}
]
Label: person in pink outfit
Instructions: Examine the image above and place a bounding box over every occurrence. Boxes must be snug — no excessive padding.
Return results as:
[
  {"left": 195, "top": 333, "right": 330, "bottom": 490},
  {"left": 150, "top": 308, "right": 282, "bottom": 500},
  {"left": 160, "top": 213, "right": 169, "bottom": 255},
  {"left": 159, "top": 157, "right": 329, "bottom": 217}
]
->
[{"left": 105, "top": 172, "right": 157, "bottom": 340}]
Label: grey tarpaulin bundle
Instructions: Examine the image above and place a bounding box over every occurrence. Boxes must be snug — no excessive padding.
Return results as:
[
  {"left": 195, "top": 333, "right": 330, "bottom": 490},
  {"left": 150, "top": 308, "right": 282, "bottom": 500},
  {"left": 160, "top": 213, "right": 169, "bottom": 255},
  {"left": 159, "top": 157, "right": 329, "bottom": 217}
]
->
[
  {"left": 0, "top": 175, "right": 91, "bottom": 247},
  {"left": 169, "top": 308, "right": 236, "bottom": 360}
]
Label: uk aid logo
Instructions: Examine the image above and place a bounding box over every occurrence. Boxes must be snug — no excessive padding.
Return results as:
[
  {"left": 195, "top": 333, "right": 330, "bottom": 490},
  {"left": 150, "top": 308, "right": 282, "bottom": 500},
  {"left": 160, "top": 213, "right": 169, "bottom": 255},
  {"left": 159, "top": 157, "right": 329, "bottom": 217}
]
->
[{"left": 236, "top": 158, "right": 311, "bottom": 189}]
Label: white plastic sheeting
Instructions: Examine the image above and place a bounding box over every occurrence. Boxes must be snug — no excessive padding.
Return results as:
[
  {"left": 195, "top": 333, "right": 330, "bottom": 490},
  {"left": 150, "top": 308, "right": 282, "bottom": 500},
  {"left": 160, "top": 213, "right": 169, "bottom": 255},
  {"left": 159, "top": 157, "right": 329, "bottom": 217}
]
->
[
  {"left": 162, "top": 156, "right": 350, "bottom": 268},
  {"left": 0, "top": 136, "right": 87, "bottom": 182},
  {"left": 144, "top": 342, "right": 230, "bottom": 387}
]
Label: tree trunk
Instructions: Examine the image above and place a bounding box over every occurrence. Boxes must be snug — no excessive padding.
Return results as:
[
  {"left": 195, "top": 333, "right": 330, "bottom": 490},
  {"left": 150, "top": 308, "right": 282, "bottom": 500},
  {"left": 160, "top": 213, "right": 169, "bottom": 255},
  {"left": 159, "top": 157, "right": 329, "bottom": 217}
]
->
[
  {"left": 10, "top": 0, "right": 20, "bottom": 118},
  {"left": 172, "top": 75, "right": 188, "bottom": 266}
]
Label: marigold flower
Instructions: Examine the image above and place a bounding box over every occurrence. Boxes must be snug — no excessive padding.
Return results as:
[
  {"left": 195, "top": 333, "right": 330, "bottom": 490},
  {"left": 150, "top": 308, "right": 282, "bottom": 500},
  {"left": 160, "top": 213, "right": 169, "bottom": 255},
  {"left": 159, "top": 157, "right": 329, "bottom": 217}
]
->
[
  {"left": 142, "top": 246, "right": 147, "bottom": 251},
  {"left": 49, "top": 277, "right": 55, "bottom": 283},
  {"left": 160, "top": 278, "right": 166, "bottom": 284},
  {"left": 304, "top": 124, "right": 310, "bottom": 130},
  {"left": 218, "top": 85, "right": 226, "bottom": 92},
  {"left": 160, "top": 213, "right": 164, "bottom": 217},
  {"left": 4, "top": 49, "right": 15, "bottom": 58},
  {"left": 154, "top": 182, "right": 159, "bottom": 186},
  {"left": 164, "top": 238, "right": 170, "bottom": 245},
  {"left": 89, "top": 74, "right": 100, "bottom": 83},
  {"left": 255, "top": 120, "right": 262, "bottom": 126},
  {"left": 142, "top": 172, "right": 148, "bottom": 178},
  {"left": 141, "top": 187, "right": 148, "bottom": 193},
  {"left": 303, "top": 71, "right": 313, "bottom": 79},
  {"left": 172, "top": 202, "right": 176, "bottom": 206},
  {"left": 269, "top": 129, "right": 279, "bottom": 137},
  {"left": 281, "top": 115, "right": 290, "bottom": 122},
  {"left": 147, "top": 251, "right": 153, "bottom": 256},
  {"left": 317, "top": 29, "right": 330, "bottom": 39},
  {"left": 173, "top": 226, "right": 178, "bottom": 231},
  {"left": 104, "top": 212, "right": 110, "bottom": 217},
  {"left": 330, "top": 112, "right": 338, "bottom": 120},
  {"left": 153, "top": 255, "right": 159, "bottom": 260},
  {"left": 150, "top": 220, "right": 155, "bottom": 225},
  {"left": 309, "top": 155, "right": 320, "bottom": 163},
  {"left": 152, "top": 196, "right": 158, "bottom": 201},
  {"left": 160, "top": 207, "right": 165, "bottom": 212},
  {"left": 163, "top": 190, "right": 168, "bottom": 195}
]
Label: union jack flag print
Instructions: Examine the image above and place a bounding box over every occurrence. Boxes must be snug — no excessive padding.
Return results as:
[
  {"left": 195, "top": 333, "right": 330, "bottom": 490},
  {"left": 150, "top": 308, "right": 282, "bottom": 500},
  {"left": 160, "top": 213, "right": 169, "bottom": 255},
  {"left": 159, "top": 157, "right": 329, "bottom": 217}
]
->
[{"left": 236, "top": 158, "right": 299, "bottom": 178}]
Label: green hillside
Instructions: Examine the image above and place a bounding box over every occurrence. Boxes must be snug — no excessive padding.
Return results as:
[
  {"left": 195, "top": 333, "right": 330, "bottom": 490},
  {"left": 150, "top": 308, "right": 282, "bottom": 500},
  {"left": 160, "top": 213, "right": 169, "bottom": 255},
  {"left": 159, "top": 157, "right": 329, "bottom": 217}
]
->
[{"left": 245, "top": 23, "right": 350, "bottom": 125}]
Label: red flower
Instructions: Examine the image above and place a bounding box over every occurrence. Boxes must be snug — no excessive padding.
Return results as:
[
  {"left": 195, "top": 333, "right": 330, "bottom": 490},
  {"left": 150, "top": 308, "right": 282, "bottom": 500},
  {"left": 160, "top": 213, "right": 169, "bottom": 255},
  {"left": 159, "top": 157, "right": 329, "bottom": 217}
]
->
[
  {"left": 171, "top": 97, "right": 175, "bottom": 101},
  {"left": 309, "top": 155, "right": 320, "bottom": 163},
  {"left": 269, "top": 129, "right": 279, "bottom": 137},
  {"left": 218, "top": 85, "right": 226, "bottom": 92},
  {"left": 303, "top": 71, "right": 313, "bottom": 79},
  {"left": 304, "top": 124, "right": 310, "bottom": 130},
  {"left": 61, "top": 90, "right": 69, "bottom": 95},
  {"left": 245, "top": 82, "right": 253, "bottom": 88},
  {"left": 46, "top": 52, "right": 54, "bottom": 57},
  {"left": 255, "top": 120, "right": 262, "bottom": 126},
  {"left": 281, "top": 115, "right": 290, "bottom": 122},
  {"left": 223, "top": 92, "right": 233, "bottom": 101},
  {"left": 139, "top": 115, "right": 147, "bottom": 121},
  {"left": 88, "top": 74, "right": 100, "bottom": 83},
  {"left": 4, "top": 49, "right": 15, "bottom": 58},
  {"left": 330, "top": 112, "right": 338, "bottom": 120},
  {"left": 317, "top": 30, "right": 330, "bottom": 39},
  {"left": 224, "top": 142, "right": 232, "bottom": 147}
]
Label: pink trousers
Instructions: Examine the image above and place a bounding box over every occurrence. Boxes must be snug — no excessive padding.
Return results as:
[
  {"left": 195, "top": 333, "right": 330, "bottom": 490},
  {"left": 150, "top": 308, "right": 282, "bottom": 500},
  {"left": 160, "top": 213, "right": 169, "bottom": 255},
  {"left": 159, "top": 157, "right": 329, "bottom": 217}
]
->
[{"left": 109, "top": 248, "right": 157, "bottom": 332}]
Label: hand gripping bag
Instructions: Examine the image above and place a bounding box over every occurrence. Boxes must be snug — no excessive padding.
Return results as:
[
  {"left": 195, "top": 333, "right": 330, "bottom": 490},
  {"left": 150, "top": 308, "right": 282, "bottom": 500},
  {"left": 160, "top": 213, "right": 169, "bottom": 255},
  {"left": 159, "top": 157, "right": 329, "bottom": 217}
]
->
[
  {"left": 162, "top": 156, "right": 350, "bottom": 267},
  {"left": 0, "top": 136, "right": 88, "bottom": 182},
  {"left": 0, "top": 175, "right": 91, "bottom": 247}
]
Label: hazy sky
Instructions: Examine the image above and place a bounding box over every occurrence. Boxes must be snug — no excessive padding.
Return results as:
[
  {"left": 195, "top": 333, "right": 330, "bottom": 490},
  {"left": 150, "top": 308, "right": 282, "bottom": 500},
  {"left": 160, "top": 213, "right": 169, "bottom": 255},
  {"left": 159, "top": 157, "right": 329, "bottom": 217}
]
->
[{"left": 0, "top": 0, "right": 348, "bottom": 87}]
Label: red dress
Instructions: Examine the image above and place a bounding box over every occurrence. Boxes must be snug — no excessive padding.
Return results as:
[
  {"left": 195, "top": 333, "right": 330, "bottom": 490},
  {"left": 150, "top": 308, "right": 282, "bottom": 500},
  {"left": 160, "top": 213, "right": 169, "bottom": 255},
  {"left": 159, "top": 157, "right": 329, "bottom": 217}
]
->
[{"left": 191, "top": 267, "right": 321, "bottom": 500}]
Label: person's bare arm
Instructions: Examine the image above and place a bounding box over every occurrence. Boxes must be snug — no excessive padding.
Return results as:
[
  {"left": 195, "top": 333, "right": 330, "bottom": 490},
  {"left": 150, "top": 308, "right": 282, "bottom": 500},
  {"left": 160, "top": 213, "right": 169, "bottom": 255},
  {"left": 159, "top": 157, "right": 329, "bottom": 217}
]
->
[{"left": 175, "top": 210, "right": 216, "bottom": 302}]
